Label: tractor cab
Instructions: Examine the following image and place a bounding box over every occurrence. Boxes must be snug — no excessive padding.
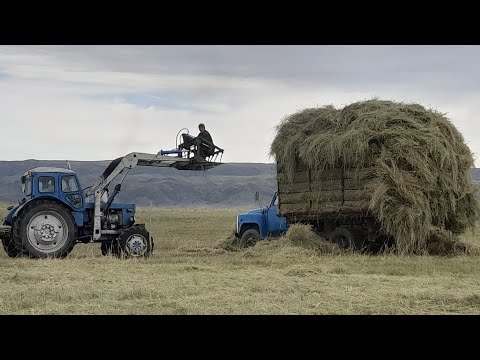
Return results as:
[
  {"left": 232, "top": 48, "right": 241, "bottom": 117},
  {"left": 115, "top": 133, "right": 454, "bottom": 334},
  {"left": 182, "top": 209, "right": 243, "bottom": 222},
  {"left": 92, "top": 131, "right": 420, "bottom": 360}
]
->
[{"left": 20, "top": 167, "right": 84, "bottom": 210}]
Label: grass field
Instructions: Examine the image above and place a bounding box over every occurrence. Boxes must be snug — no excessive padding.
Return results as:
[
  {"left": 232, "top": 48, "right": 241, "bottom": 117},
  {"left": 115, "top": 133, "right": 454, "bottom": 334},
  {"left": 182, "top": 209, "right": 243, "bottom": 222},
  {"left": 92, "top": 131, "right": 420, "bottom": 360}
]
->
[{"left": 1, "top": 203, "right": 480, "bottom": 314}]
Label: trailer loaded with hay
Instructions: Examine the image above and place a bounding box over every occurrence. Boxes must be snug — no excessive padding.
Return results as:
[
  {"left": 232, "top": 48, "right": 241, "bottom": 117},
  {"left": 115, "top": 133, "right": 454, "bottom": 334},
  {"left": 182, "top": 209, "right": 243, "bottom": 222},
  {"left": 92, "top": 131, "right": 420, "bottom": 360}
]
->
[
  {"left": 276, "top": 163, "right": 385, "bottom": 250},
  {"left": 271, "top": 99, "right": 480, "bottom": 254}
]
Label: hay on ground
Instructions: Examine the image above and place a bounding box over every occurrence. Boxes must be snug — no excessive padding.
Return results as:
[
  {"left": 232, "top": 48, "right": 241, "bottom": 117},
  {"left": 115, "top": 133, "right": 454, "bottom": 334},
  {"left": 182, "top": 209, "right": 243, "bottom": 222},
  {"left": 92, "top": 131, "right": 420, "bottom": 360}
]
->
[
  {"left": 425, "top": 229, "right": 467, "bottom": 256},
  {"left": 217, "top": 231, "right": 244, "bottom": 252},
  {"left": 283, "top": 223, "right": 339, "bottom": 254},
  {"left": 218, "top": 224, "right": 339, "bottom": 257}
]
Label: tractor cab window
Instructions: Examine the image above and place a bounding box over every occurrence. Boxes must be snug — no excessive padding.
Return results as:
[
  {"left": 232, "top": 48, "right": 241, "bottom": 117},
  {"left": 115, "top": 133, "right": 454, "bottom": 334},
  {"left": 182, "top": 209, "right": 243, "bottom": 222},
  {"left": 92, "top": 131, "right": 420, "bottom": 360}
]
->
[
  {"left": 38, "top": 176, "right": 55, "bottom": 193},
  {"left": 66, "top": 194, "right": 83, "bottom": 209},
  {"left": 24, "top": 178, "right": 32, "bottom": 195},
  {"left": 61, "top": 175, "right": 79, "bottom": 193}
]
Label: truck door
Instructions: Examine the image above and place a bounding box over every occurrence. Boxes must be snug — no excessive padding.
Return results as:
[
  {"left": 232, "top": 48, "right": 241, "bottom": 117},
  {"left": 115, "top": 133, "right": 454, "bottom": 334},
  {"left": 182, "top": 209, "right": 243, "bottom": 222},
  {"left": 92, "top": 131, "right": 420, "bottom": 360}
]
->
[{"left": 266, "top": 193, "right": 288, "bottom": 235}]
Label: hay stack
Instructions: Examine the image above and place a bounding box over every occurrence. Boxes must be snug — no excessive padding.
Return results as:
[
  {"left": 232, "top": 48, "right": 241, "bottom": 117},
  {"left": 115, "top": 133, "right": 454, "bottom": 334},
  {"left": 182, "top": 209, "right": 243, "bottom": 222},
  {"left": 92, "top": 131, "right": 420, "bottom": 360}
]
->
[{"left": 271, "top": 99, "right": 480, "bottom": 254}]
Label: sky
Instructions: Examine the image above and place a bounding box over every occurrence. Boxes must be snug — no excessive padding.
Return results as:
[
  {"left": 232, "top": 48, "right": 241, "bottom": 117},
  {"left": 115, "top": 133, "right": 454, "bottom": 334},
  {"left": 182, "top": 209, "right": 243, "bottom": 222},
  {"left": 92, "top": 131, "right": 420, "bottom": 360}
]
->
[{"left": 0, "top": 45, "right": 479, "bottom": 164}]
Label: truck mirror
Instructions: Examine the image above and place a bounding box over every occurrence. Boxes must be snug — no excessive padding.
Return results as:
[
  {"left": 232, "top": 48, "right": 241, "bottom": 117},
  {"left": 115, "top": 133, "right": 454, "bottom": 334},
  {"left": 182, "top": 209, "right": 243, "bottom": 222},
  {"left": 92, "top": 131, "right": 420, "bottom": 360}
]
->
[{"left": 255, "top": 191, "right": 259, "bottom": 202}]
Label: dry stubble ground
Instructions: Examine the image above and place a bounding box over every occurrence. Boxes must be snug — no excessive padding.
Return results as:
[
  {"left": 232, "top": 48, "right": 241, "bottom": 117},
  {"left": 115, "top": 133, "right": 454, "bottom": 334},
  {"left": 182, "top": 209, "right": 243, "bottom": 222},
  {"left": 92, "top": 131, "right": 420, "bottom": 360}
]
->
[{"left": 1, "top": 203, "right": 480, "bottom": 314}]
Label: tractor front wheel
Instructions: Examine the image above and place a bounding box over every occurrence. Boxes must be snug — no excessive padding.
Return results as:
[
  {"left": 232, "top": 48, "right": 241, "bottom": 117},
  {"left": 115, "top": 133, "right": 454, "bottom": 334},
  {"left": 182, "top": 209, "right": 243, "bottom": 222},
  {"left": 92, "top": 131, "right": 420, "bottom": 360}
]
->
[{"left": 117, "top": 227, "right": 153, "bottom": 258}]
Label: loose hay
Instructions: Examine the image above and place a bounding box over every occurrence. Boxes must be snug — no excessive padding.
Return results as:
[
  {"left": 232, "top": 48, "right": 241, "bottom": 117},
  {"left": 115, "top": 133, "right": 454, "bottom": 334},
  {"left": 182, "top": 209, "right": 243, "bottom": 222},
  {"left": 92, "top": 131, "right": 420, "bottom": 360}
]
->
[
  {"left": 425, "top": 229, "right": 468, "bottom": 256},
  {"left": 219, "top": 224, "right": 340, "bottom": 259},
  {"left": 217, "top": 231, "right": 243, "bottom": 252},
  {"left": 271, "top": 99, "right": 480, "bottom": 254},
  {"left": 283, "top": 224, "right": 339, "bottom": 254}
]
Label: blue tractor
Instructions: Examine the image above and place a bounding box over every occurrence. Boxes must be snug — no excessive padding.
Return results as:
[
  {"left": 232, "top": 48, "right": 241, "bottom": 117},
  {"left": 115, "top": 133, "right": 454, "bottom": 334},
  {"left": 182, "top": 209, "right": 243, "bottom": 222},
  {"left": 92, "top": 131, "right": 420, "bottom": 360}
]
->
[
  {"left": 235, "top": 192, "right": 288, "bottom": 246},
  {"left": 0, "top": 135, "right": 224, "bottom": 258}
]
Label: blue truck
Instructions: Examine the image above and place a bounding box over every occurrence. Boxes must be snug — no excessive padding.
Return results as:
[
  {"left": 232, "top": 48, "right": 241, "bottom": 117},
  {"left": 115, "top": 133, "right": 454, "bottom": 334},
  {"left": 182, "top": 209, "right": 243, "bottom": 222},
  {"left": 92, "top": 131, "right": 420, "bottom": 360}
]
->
[
  {"left": 235, "top": 192, "right": 288, "bottom": 246},
  {"left": 235, "top": 163, "right": 394, "bottom": 251}
]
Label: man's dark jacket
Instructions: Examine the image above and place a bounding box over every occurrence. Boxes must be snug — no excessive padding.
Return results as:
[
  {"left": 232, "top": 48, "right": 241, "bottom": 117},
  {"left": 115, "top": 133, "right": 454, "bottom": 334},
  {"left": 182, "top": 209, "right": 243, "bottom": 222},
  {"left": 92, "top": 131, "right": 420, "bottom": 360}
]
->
[
  {"left": 197, "top": 130, "right": 214, "bottom": 157},
  {"left": 198, "top": 130, "right": 213, "bottom": 145}
]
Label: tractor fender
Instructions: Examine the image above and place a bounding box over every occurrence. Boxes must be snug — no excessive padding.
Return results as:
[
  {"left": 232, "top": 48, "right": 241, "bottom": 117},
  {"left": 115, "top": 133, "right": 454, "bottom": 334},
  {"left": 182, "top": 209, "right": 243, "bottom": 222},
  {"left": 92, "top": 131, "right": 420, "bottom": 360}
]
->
[{"left": 12, "top": 197, "right": 84, "bottom": 227}]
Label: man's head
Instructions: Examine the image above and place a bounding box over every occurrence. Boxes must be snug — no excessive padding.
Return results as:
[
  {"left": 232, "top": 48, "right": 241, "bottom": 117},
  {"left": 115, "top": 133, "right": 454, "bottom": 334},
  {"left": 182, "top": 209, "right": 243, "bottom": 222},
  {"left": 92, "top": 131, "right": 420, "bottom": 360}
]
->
[{"left": 198, "top": 123, "right": 206, "bottom": 133}]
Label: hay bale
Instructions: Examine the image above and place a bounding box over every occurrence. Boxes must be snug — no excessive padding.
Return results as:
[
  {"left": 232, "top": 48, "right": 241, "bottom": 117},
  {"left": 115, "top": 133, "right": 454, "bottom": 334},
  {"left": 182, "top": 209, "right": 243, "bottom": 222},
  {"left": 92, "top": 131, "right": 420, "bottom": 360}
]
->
[{"left": 271, "top": 99, "right": 480, "bottom": 254}]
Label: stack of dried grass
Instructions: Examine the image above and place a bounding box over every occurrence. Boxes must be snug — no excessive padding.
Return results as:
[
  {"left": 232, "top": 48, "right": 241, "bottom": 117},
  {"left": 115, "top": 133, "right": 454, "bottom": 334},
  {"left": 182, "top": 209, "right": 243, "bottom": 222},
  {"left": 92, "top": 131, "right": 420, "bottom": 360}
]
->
[{"left": 271, "top": 99, "right": 480, "bottom": 254}]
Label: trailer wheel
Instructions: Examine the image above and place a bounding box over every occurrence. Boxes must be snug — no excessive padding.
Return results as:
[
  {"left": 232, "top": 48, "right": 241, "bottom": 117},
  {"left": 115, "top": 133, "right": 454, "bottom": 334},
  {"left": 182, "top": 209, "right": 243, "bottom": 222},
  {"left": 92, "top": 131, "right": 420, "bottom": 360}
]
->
[
  {"left": 240, "top": 229, "right": 260, "bottom": 248},
  {"left": 329, "top": 227, "right": 354, "bottom": 249},
  {"left": 350, "top": 227, "right": 367, "bottom": 250},
  {"left": 14, "top": 200, "right": 77, "bottom": 258},
  {"left": 117, "top": 227, "right": 153, "bottom": 258},
  {"left": 378, "top": 234, "right": 396, "bottom": 253},
  {"left": 1, "top": 233, "right": 22, "bottom": 258}
]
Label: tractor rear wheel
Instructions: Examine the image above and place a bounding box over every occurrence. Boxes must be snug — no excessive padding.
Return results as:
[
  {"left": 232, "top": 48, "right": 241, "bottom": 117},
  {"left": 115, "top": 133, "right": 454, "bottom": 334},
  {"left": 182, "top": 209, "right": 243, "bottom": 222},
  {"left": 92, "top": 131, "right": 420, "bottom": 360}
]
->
[
  {"left": 1, "top": 233, "right": 22, "bottom": 257},
  {"left": 117, "top": 227, "right": 153, "bottom": 258},
  {"left": 14, "top": 200, "right": 77, "bottom": 258}
]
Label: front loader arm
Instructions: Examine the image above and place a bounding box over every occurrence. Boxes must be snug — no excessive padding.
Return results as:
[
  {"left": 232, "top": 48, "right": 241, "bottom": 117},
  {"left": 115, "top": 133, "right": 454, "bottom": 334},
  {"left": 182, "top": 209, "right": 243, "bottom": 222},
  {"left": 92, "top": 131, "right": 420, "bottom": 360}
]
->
[
  {"left": 85, "top": 152, "right": 192, "bottom": 198},
  {"left": 87, "top": 152, "right": 221, "bottom": 241}
]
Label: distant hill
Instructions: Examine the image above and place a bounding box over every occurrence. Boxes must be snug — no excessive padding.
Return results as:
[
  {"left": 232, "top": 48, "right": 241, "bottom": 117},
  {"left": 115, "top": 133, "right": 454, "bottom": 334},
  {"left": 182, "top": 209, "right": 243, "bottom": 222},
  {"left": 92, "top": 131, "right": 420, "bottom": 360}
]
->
[
  {"left": 1, "top": 160, "right": 479, "bottom": 208},
  {"left": 471, "top": 168, "right": 480, "bottom": 182},
  {"left": 0, "top": 160, "right": 277, "bottom": 208}
]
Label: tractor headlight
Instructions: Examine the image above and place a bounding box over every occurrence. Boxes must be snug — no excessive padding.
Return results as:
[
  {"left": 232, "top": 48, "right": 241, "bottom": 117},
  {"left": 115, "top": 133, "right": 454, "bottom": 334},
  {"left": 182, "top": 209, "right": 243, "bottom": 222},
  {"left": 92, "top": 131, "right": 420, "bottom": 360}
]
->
[{"left": 129, "top": 216, "right": 135, "bottom": 224}]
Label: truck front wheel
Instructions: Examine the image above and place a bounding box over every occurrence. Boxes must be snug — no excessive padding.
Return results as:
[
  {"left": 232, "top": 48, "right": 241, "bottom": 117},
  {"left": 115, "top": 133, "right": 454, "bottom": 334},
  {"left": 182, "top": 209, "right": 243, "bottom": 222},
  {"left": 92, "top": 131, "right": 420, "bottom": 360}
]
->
[{"left": 240, "top": 229, "right": 260, "bottom": 248}]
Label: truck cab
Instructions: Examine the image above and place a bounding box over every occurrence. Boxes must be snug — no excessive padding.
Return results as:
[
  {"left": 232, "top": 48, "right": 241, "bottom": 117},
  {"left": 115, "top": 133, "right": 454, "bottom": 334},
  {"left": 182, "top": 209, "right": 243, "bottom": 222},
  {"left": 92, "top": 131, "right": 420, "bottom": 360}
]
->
[{"left": 235, "top": 192, "right": 288, "bottom": 246}]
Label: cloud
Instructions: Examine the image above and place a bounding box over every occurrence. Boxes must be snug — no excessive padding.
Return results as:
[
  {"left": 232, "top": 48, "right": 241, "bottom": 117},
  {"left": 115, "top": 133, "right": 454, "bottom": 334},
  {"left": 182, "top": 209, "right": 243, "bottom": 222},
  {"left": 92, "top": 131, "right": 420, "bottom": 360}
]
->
[{"left": 0, "top": 45, "right": 479, "bottom": 165}]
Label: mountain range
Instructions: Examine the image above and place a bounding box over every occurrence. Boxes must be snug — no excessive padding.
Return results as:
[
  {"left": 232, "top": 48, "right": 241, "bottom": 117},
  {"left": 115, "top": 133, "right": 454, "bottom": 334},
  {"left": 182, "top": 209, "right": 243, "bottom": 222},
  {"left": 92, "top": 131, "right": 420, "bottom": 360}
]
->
[
  {"left": 1, "top": 160, "right": 479, "bottom": 208},
  {"left": 0, "top": 160, "right": 278, "bottom": 208}
]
